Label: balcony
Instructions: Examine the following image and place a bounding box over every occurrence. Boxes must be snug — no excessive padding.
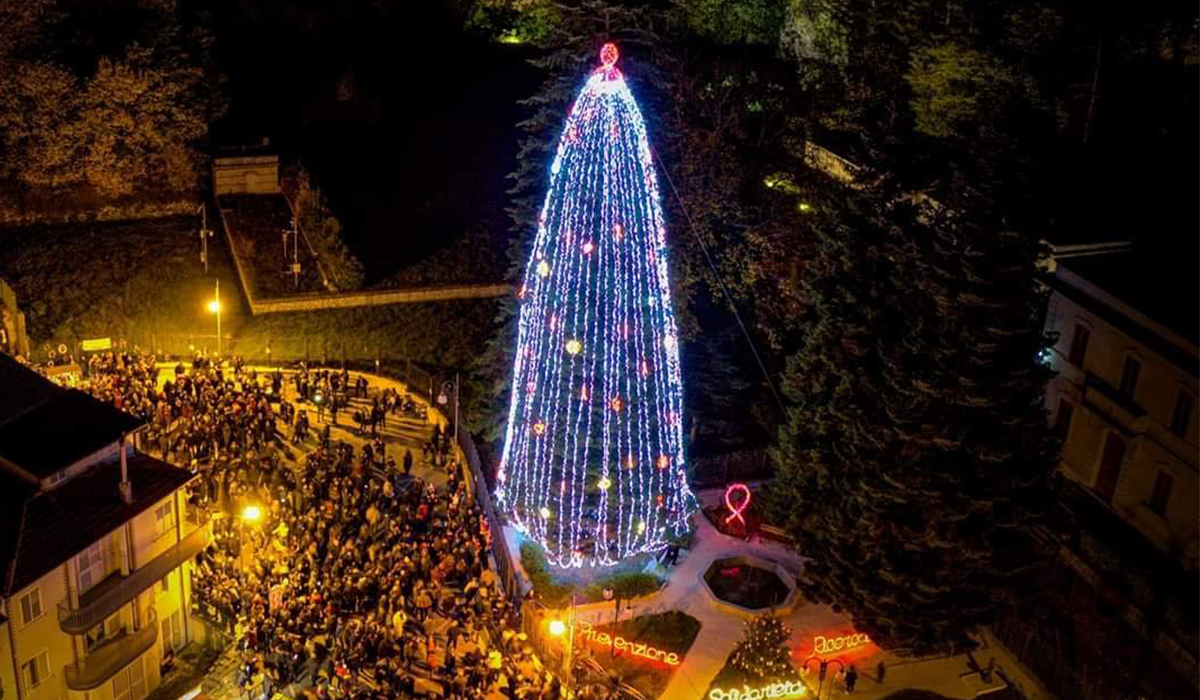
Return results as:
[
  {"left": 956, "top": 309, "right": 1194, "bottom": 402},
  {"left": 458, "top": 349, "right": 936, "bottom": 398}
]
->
[
  {"left": 1083, "top": 373, "right": 1148, "bottom": 434},
  {"left": 64, "top": 608, "right": 158, "bottom": 691},
  {"left": 59, "top": 524, "right": 210, "bottom": 634}
]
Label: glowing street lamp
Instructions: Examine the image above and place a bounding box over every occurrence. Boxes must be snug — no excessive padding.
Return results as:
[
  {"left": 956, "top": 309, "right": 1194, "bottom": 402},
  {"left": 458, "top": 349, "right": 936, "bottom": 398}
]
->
[
  {"left": 548, "top": 619, "right": 566, "bottom": 637},
  {"left": 207, "top": 278, "right": 222, "bottom": 357},
  {"left": 241, "top": 504, "right": 262, "bottom": 522}
]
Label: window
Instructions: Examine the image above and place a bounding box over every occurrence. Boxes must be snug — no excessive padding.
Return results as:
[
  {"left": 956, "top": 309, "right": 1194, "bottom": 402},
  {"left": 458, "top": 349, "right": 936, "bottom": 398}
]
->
[
  {"left": 1119, "top": 356, "right": 1141, "bottom": 399},
  {"left": 18, "top": 587, "right": 42, "bottom": 626},
  {"left": 162, "top": 609, "right": 185, "bottom": 652},
  {"left": 1148, "top": 471, "right": 1174, "bottom": 516},
  {"left": 1068, "top": 324, "right": 1091, "bottom": 367},
  {"left": 76, "top": 541, "right": 104, "bottom": 594},
  {"left": 112, "top": 656, "right": 145, "bottom": 700},
  {"left": 1170, "top": 391, "right": 1194, "bottom": 437},
  {"left": 160, "top": 572, "right": 171, "bottom": 595},
  {"left": 1053, "top": 399, "right": 1074, "bottom": 442},
  {"left": 21, "top": 650, "right": 50, "bottom": 689},
  {"left": 154, "top": 500, "right": 175, "bottom": 538}
]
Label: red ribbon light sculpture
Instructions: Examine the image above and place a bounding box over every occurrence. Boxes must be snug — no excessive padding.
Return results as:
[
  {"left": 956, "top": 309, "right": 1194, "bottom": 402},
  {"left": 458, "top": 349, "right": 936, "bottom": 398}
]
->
[{"left": 724, "top": 483, "right": 752, "bottom": 526}]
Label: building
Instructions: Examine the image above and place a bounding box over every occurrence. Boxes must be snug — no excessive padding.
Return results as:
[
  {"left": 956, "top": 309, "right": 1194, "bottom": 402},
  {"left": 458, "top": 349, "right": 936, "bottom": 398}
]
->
[
  {"left": 0, "top": 354, "right": 208, "bottom": 700},
  {"left": 990, "top": 249, "right": 1199, "bottom": 700},
  {"left": 1043, "top": 251, "right": 1198, "bottom": 561}
]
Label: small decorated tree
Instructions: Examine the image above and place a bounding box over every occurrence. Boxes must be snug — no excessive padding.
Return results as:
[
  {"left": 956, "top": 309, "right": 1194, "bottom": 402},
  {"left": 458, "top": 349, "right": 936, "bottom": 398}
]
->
[{"left": 719, "top": 616, "right": 798, "bottom": 686}]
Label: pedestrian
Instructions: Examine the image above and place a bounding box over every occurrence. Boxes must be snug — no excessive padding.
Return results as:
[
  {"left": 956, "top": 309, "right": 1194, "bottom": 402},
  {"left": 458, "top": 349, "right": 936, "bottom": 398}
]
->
[
  {"left": 403, "top": 449, "right": 414, "bottom": 476},
  {"left": 845, "top": 665, "right": 858, "bottom": 694}
]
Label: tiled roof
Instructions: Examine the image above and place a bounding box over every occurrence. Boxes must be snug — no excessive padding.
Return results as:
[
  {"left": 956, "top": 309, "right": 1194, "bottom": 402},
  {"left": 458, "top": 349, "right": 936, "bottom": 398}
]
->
[
  {"left": 1, "top": 453, "right": 195, "bottom": 596},
  {"left": 0, "top": 355, "right": 144, "bottom": 478}
]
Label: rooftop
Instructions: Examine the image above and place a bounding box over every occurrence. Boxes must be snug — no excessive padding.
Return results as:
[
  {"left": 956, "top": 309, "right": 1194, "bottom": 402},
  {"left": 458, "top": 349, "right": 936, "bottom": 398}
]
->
[
  {"left": 0, "top": 354, "right": 144, "bottom": 479},
  {"left": 0, "top": 452, "right": 195, "bottom": 596},
  {"left": 1056, "top": 248, "right": 1199, "bottom": 352}
]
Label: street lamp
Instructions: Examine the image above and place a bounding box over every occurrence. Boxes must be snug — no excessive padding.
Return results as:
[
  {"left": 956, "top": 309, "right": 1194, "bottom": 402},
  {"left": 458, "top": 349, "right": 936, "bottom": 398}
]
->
[
  {"left": 802, "top": 656, "right": 844, "bottom": 699},
  {"left": 436, "top": 374, "right": 460, "bottom": 445},
  {"left": 241, "top": 504, "right": 262, "bottom": 522},
  {"left": 207, "top": 279, "right": 221, "bottom": 357}
]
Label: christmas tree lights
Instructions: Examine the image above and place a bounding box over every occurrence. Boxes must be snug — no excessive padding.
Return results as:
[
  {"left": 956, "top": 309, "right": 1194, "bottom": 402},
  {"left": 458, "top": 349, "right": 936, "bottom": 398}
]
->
[{"left": 497, "top": 43, "right": 696, "bottom": 567}]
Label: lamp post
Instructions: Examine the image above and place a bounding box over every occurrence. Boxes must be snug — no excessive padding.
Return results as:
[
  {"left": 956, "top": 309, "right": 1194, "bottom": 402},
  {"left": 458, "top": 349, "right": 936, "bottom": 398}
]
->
[
  {"left": 436, "top": 374, "right": 459, "bottom": 444},
  {"left": 197, "top": 203, "right": 214, "bottom": 273},
  {"left": 548, "top": 594, "right": 577, "bottom": 691},
  {"left": 802, "top": 656, "right": 844, "bottom": 700},
  {"left": 207, "top": 279, "right": 222, "bottom": 357}
]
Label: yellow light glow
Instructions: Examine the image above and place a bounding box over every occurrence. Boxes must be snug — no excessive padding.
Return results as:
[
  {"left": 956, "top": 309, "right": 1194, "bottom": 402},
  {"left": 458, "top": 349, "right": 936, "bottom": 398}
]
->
[
  {"left": 537, "top": 260, "right": 551, "bottom": 277},
  {"left": 637, "top": 520, "right": 647, "bottom": 534},
  {"left": 241, "top": 505, "right": 262, "bottom": 522},
  {"left": 566, "top": 339, "right": 582, "bottom": 355},
  {"left": 598, "top": 476, "right": 611, "bottom": 490},
  {"left": 549, "top": 620, "right": 566, "bottom": 637},
  {"left": 207, "top": 300, "right": 221, "bottom": 313},
  {"left": 539, "top": 507, "right": 551, "bottom": 519},
  {"left": 798, "top": 201, "right": 813, "bottom": 212}
]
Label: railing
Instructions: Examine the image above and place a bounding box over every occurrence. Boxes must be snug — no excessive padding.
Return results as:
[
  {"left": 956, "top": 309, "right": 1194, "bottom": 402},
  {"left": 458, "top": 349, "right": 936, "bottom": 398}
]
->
[
  {"left": 65, "top": 607, "right": 158, "bottom": 690},
  {"left": 59, "top": 525, "right": 210, "bottom": 633},
  {"left": 690, "top": 448, "right": 774, "bottom": 488}
]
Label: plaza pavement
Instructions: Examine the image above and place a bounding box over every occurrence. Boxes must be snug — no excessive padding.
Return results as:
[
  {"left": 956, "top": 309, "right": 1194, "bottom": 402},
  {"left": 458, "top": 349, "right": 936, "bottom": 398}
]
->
[{"left": 505, "top": 491, "right": 1019, "bottom": 700}]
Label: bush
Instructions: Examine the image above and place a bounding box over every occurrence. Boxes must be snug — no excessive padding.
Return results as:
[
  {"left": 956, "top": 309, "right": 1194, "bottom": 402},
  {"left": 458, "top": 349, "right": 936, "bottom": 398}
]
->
[
  {"left": 519, "top": 542, "right": 664, "bottom": 607},
  {"left": 520, "top": 541, "right": 576, "bottom": 607}
]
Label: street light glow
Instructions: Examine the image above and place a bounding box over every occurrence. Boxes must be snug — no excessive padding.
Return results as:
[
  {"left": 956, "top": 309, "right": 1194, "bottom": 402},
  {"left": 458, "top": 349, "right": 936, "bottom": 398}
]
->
[
  {"left": 548, "top": 619, "right": 566, "bottom": 637},
  {"left": 207, "top": 299, "right": 220, "bottom": 313},
  {"left": 241, "top": 505, "right": 262, "bottom": 522}
]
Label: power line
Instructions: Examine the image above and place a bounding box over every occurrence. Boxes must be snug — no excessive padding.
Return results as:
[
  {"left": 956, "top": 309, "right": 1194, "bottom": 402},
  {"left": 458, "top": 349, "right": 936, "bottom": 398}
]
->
[{"left": 652, "top": 146, "right": 787, "bottom": 418}]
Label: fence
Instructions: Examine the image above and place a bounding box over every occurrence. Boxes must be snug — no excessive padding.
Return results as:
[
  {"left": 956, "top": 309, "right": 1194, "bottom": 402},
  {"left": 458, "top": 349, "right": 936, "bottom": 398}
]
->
[{"left": 520, "top": 599, "right": 651, "bottom": 700}]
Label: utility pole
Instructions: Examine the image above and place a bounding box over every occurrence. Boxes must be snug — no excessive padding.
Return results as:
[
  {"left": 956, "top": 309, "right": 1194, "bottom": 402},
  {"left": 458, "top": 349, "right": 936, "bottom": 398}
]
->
[
  {"left": 197, "top": 203, "right": 214, "bottom": 273},
  {"left": 290, "top": 217, "right": 301, "bottom": 288}
]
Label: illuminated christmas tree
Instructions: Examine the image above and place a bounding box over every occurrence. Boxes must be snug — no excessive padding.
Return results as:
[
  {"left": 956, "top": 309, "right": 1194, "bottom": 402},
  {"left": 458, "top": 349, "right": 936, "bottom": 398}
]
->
[{"left": 497, "top": 43, "right": 696, "bottom": 568}]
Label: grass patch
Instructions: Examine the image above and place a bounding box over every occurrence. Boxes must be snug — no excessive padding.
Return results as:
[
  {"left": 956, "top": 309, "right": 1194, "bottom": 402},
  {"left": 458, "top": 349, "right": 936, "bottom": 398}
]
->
[
  {"left": 582, "top": 612, "right": 702, "bottom": 699},
  {"left": 519, "top": 541, "right": 664, "bottom": 607}
]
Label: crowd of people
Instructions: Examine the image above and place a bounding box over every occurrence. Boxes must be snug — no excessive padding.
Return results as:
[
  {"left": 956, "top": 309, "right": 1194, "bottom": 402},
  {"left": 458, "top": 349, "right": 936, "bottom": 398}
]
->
[{"left": 63, "top": 351, "right": 600, "bottom": 700}]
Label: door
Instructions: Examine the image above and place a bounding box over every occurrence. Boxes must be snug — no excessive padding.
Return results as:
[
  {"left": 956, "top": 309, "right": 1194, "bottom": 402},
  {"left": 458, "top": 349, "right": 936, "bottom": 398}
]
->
[{"left": 1095, "top": 432, "right": 1126, "bottom": 503}]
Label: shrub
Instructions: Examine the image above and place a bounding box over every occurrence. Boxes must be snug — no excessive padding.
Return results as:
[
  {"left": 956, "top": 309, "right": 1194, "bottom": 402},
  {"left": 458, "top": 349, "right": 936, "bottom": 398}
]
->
[
  {"left": 519, "top": 541, "right": 576, "bottom": 607},
  {"left": 293, "top": 166, "right": 364, "bottom": 291}
]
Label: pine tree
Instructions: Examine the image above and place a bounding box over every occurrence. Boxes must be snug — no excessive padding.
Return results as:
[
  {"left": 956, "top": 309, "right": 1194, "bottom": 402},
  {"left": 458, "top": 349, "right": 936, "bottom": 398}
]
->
[
  {"left": 767, "top": 178, "right": 1060, "bottom": 656},
  {"left": 721, "top": 616, "right": 798, "bottom": 685}
]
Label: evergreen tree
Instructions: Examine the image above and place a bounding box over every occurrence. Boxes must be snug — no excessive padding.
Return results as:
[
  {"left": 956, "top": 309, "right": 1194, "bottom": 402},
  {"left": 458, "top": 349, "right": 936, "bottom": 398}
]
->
[
  {"left": 766, "top": 178, "right": 1060, "bottom": 656},
  {"left": 714, "top": 616, "right": 798, "bottom": 687}
]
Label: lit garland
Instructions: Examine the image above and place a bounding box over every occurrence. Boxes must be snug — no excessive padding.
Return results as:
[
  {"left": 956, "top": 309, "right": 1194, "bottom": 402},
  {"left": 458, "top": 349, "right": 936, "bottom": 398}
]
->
[{"left": 496, "top": 43, "right": 696, "bottom": 567}]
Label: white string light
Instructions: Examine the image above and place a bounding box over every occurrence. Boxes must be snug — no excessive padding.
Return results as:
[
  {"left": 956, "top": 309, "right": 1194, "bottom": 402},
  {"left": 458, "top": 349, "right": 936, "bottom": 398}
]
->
[{"left": 496, "top": 43, "right": 697, "bottom": 567}]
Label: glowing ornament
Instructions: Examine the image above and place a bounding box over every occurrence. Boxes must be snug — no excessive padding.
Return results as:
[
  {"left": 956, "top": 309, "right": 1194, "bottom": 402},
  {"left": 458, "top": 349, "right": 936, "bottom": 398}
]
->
[
  {"left": 656, "top": 455, "right": 670, "bottom": 470},
  {"left": 496, "top": 43, "right": 696, "bottom": 567}
]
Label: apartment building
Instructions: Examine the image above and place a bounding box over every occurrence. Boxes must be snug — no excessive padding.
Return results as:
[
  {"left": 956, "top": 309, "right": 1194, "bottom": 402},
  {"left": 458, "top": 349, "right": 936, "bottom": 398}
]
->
[
  {"left": 1043, "top": 251, "right": 1198, "bottom": 561},
  {"left": 0, "top": 354, "right": 208, "bottom": 700}
]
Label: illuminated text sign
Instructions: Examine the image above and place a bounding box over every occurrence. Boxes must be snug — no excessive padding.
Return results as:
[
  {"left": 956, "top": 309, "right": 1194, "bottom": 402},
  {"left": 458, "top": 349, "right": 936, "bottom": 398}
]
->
[
  {"left": 708, "top": 679, "right": 806, "bottom": 699},
  {"left": 812, "top": 632, "right": 871, "bottom": 655},
  {"left": 576, "top": 620, "right": 680, "bottom": 666}
]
